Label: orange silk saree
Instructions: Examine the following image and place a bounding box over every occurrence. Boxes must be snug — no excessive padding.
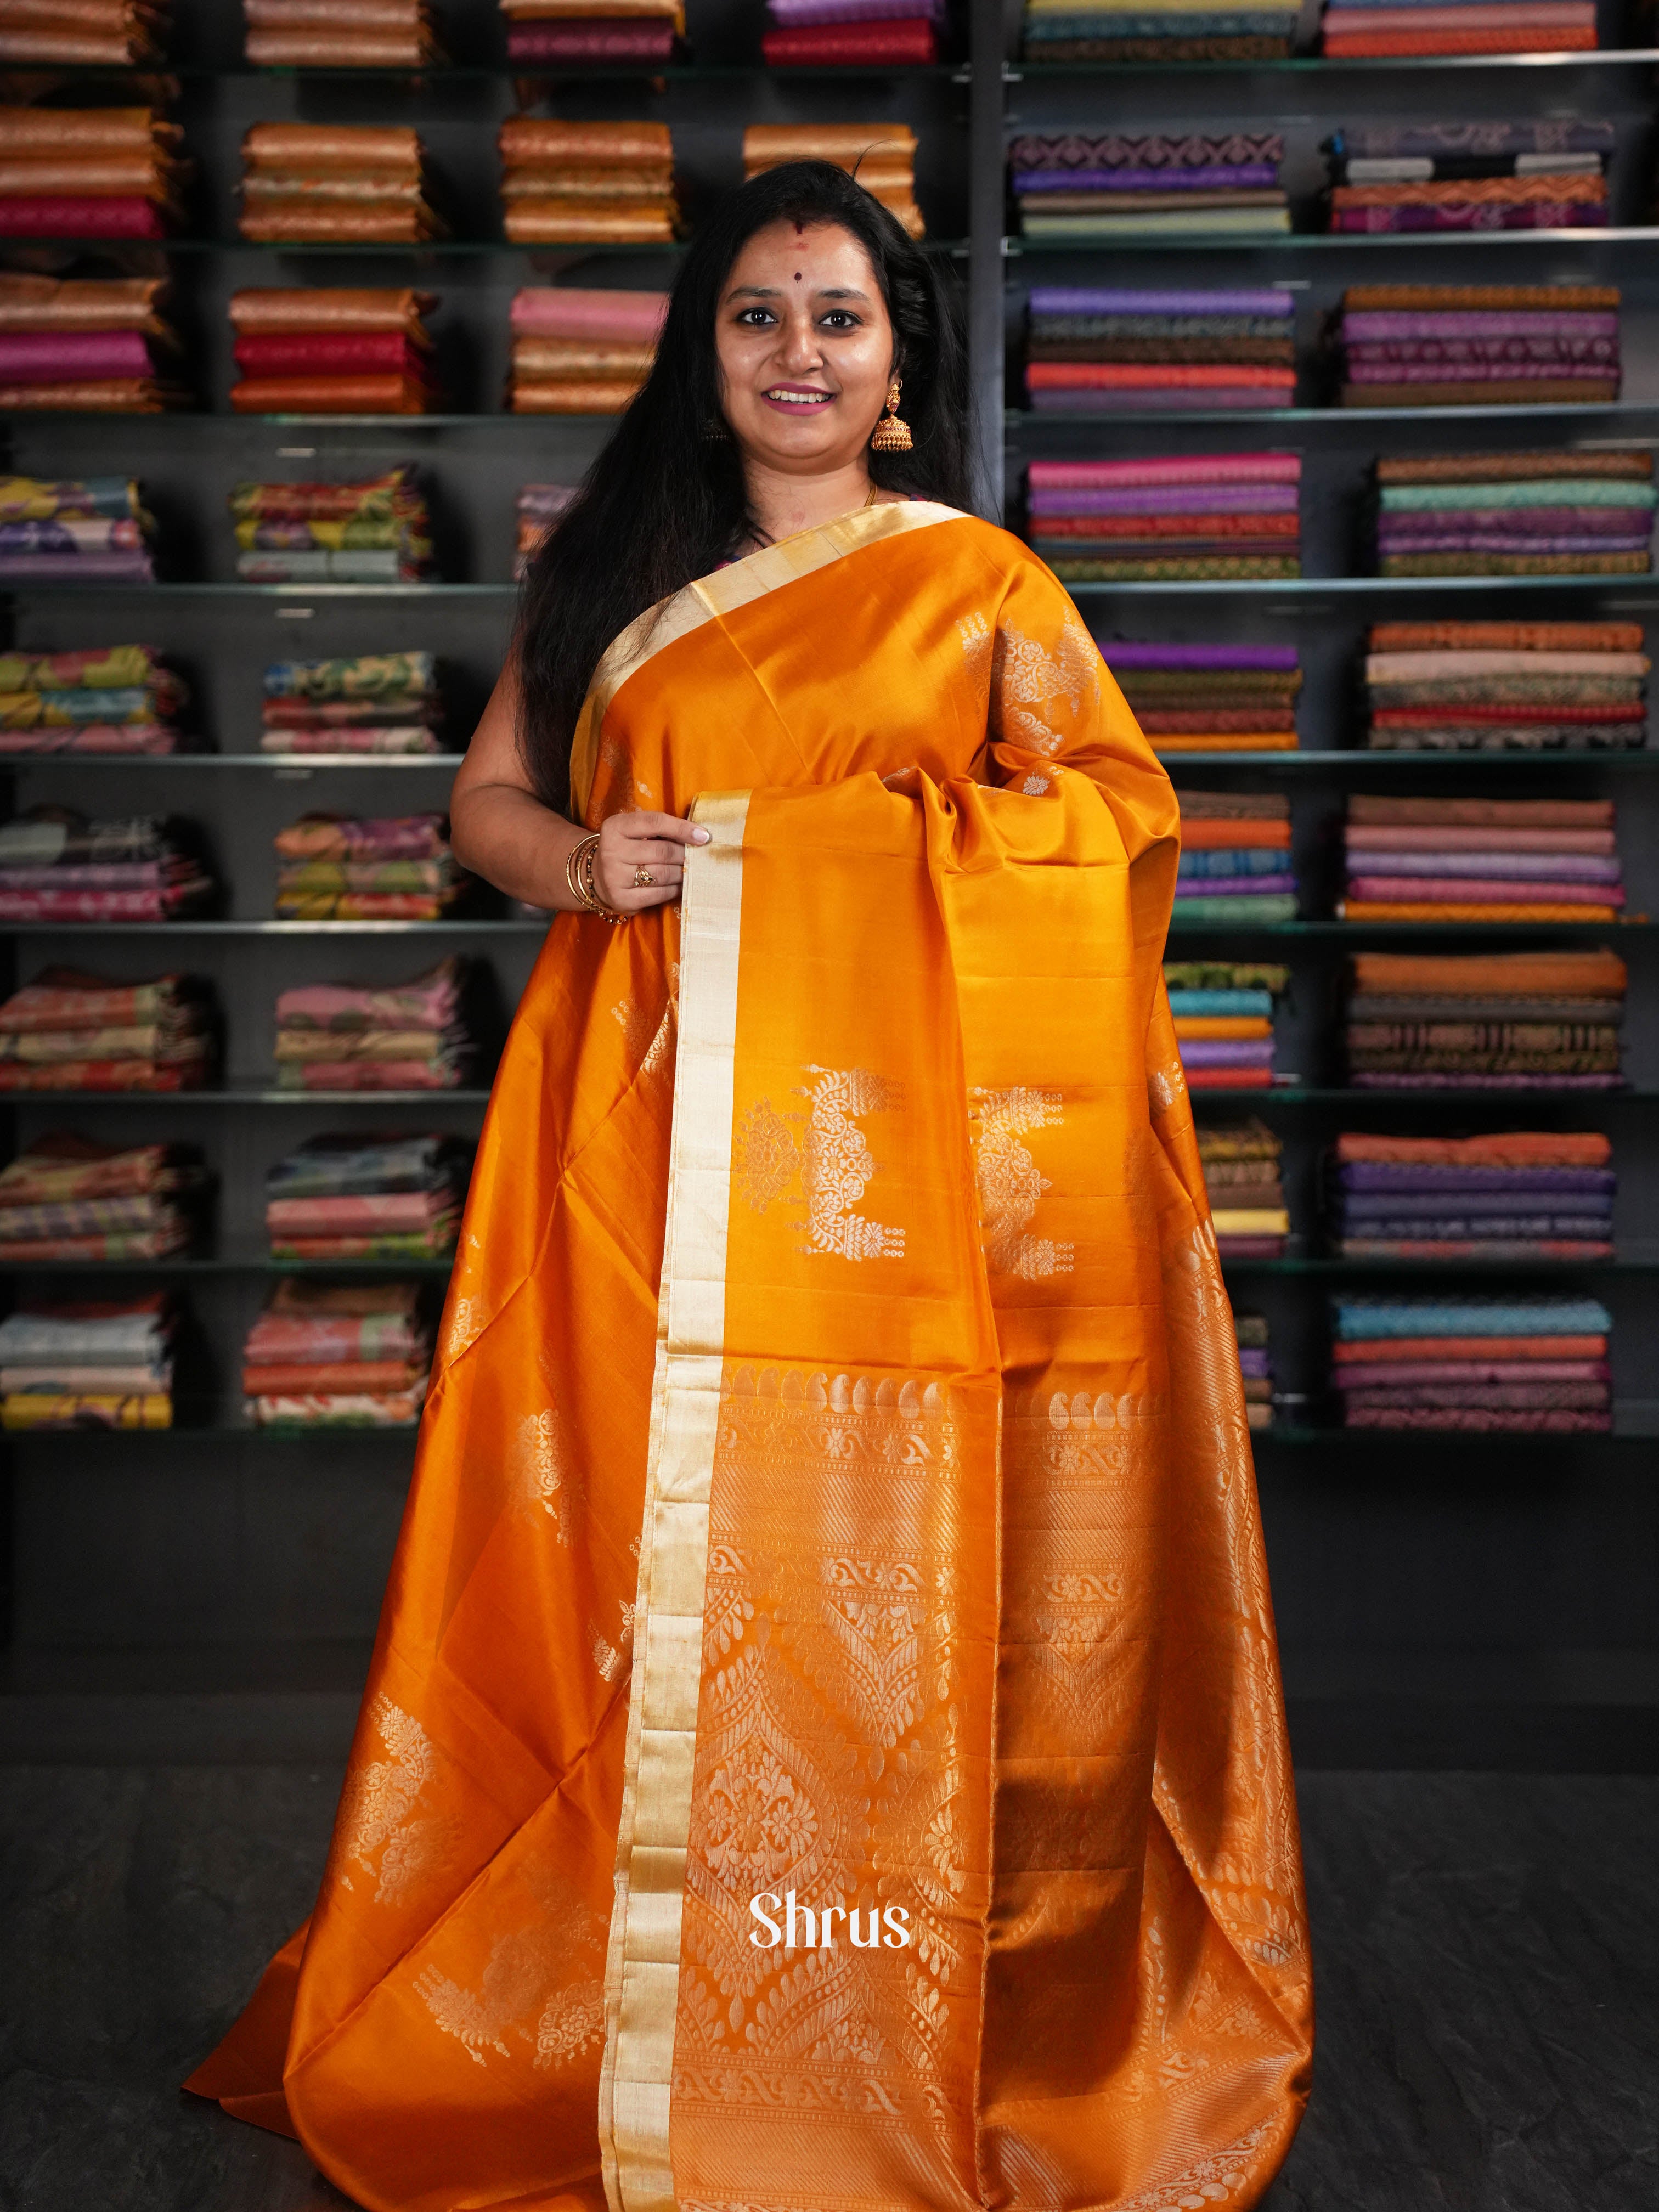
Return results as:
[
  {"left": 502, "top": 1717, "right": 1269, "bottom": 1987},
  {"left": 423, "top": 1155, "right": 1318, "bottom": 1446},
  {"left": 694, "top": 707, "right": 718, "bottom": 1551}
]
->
[{"left": 188, "top": 501, "right": 1312, "bottom": 2212}]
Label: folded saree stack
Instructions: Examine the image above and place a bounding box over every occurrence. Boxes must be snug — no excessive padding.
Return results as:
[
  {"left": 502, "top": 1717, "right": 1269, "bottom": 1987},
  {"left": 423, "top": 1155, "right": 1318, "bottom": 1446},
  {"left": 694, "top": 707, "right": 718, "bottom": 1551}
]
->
[
  {"left": 1013, "top": 130, "right": 1289, "bottom": 242},
  {"left": 0, "top": 644, "right": 186, "bottom": 757},
  {"left": 0, "top": 274, "right": 188, "bottom": 412},
  {"left": 0, "top": 966, "right": 216, "bottom": 1090},
  {"left": 0, "top": 473, "right": 156, "bottom": 583},
  {"left": 1235, "top": 1310, "right": 1275, "bottom": 1431},
  {"left": 1334, "top": 284, "right": 1619, "bottom": 402},
  {"left": 1331, "top": 1294, "right": 1612, "bottom": 1432},
  {"left": 1020, "top": 0, "right": 1299, "bottom": 60},
  {"left": 763, "top": 0, "right": 941, "bottom": 66},
  {"left": 516, "top": 483, "right": 575, "bottom": 575},
  {"left": 1329, "top": 1130, "right": 1615, "bottom": 1261},
  {"left": 273, "top": 812, "right": 469, "bottom": 919},
  {"left": 1362, "top": 620, "right": 1649, "bottom": 752},
  {"left": 262, "top": 650, "right": 443, "bottom": 756},
  {"left": 1373, "top": 448, "right": 1655, "bottom": 577},
  {"left": 0, "top": 1132, "right": 206, "bottom": 1263},
  {"left": 238, "top": 123, "right": 445, "bottom": 244},
  {"left": 1199, "top": 1119, "right": 1288, "bottom": 1255},
  {"left": 744, "top": 125, "right": 923, "bottom": 238},
  {"left": 229, "top": 289, "right": 441, "bottom": 417},
  {"left": 500, "top": 0, "right": 682, "bottom": 64},
  {"left": 1325, "top": 131, "right": 1612, "bottom": 238},
  {"left": 242, "top": 1279, "right": 432, "bottom": 1427},
  {"left": 1176, "top": 791, "right": 1297, "bottom": 924},
  {"left": 0, "top": 1290, "right": 176, "bottom": 1430},
  {"left": 1024, "top": 283, "right": 1298, "bottom": 414},
  {"left": 274, "top": 956, "right": 476, "bottom": 1091},
  {"left": 264, "top": 1132, "right": 471, "bottom": 1261},
  {"left": 0, "top": 810, "right": 213, "bottom": 921},
  {"left": 498, "top": 120, "right": 679, "bottom": 246},
  {"left": 1320, "top": 0, "right": 1596, "bottom": 53},
  {"left": 508, "top": 285, "right": 665, "bottom": 413},
  {"left": 231, "top": 466, "right": 433, "bottom": 583},
  {"left": 0, "top": 0, "right": 171, "bottom": 63},
  {"left": 1164, "top": 957, "right": 1289, "bottom": 1088},
  {"left": 1109, "top": 640, "right": 1300, "bottom": 751},
  {"left": 1341, "top": 794, "right": 1623, "bottom": 923},
  {"left": 1029, "top": 452, "right": 1301, "bottom": 580},
  {"left": 0, "top": 105, "right": 187, "bottom": 239},
  {"left": 244, "top": 0, "right": 447, "bottom": 66},
  {"left": 1344, "top": 946, "right": 1627, "bottom": 1088}
]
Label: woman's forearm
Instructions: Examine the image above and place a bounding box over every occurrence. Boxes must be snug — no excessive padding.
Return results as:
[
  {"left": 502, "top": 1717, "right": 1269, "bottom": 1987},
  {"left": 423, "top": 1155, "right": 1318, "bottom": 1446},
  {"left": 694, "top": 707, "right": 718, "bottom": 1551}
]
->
[{"left": 449, "top": 778, "right": 590, "bottom": 912}]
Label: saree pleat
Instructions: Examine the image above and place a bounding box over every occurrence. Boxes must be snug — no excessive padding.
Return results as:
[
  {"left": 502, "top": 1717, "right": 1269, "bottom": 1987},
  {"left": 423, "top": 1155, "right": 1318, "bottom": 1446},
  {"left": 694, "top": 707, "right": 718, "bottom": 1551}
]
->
[{"left": 188, "top": 501, "right": 1310, "bottom": 2212}]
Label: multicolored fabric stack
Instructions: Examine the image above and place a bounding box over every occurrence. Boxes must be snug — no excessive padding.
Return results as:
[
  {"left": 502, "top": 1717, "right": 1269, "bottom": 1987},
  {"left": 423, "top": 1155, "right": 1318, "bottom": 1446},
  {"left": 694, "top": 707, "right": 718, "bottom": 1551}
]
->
[
  {"left": 0, "top": 811, "right": 212, "bottom": 922},
  {"left": 516, "top": 484, "right": 576, "bottom": 577},
  {"left": 230, "top": 467, "right": 433, "bottom": 583},
  {"left": 1024, "top": 283, "right": 1297, "bottom": 415},
  {"left": 0, "top": 1133, "right": 207, "bottom": 1263},
  {"left": 0, "top": 645, "right": 187, "bottom": 758},
  {"left": 1235, "top": 1311, "right": 1275, "bottom": 1431},
  {"left": 244, "top": 0, "right": 447, "bottom": 65},
  {"left": 1340, "top": 795, "right": 1623, "bottom": 923},
  {"left": 0, "top": 274, "right": 187, "bottom": 411},
  {"left": 1373, "top": 449, "right": 1655, "bottom": 577},
  {"left": 0, "top": 2, "right": 171, "bottom": 63},
  {"left": 1361, "top": 620, "right": 1649, "bottom": 753},
  {"left": 242, "top": 1280, "right": 432, "bottom": 1427},
  {"left": 1330, "top": 1296, "right": 1613, "bottom": 1434},
  {"left": 1109, "top": 641, "right": 1300, "bottom": 752},
  {"left": 0, "top": 105, "right": 188, "bottom": 240},
  {"left": 0, "top": 967, "right": 216, "bottom": 1092},
  {"left": 1020, "top": 0, "right": 1299, "bottom": 60},
  {"left": 1029, "top": 453, "right": 1301, "bottom": 581},
  {"left": 1334, "top": 285, "right": 1620, "bottom": 404},
  {"left": 0, "top": 1291, "right": 177, "bottom": 1431},
  {"left": 744, "top": 126, "right": 923, "bottom": 239},
  {"left": 498, "top": 121, "right": 679, "bottom": 246},
  {"left": 1344, "top": 947, "right": 1627, "bottom": 1090},
  {"left": 273, "top": 814, "right": 469, "bottom": 920},
  {"left": 1319, "top": 0, "right": 1596, "bottom": 55},
  {"left": 274, "top": 957, "right": 476, "bottom": 1092},
  {"left": 1176, "top": 792, "right": 1297, "bottom": 924},
  {"left": 1328, "top": 1131, "right": 1615, "bottom": 1262},
  {"left": 764, "top": 0, "right": 940, "bottom": 65},
  {"left": 500, "top": 0, "right": 681, "bottom": 63},
  {"left": 0, "top": 475, "right": 156, "bottom": 584},
  {"left": 238, "top": 123, "right": 444, "bottom": 245},
  {"left": 264, "top": 1133, "right": 471, "bottom": 1262},
  {"left": 261, "top": 651, "right": 443, "bottom": 757},
  {"left": 508, "top": 286, "right": 665, "bottom": 413},
  {"left": 229, "top": 288, "right": 440, "bottom": 417},
  {"left": 1013, "top": 129, "right": 1288, "bottom": 242},
  {"left": 1198, "top": 1119, "right": 1288, "bottom": 1256},
  {"left": 1325, "top": 129, "right": 1612, "bottom": 236},
  {"left": 1164, "top": 958, "right": 1289, "bottom": 1090}
]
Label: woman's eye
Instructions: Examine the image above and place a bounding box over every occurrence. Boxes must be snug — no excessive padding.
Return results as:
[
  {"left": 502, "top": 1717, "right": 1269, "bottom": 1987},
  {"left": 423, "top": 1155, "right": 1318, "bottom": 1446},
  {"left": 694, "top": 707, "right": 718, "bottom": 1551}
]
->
[
  {"left": 820, "top": 312, "right": 859, "bottom": 331},
  {"left": 736, "top": 308, "right": 775, "bottom": 327}
]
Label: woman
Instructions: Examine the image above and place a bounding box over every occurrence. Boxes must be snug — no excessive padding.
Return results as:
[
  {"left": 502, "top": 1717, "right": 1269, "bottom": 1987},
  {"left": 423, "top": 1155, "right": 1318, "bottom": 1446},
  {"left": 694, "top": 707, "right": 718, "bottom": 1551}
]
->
[{"left": 190, "top": 162, "right": 1312, "bottom": 2212}]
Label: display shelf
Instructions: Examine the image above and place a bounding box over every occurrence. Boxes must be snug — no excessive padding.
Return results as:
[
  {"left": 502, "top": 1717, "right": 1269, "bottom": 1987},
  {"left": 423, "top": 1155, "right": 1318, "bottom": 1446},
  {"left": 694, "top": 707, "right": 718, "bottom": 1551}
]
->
[
  {"left": 0, "top": 755, "right": 463, "bottom": 771},
  {"left": 0, "top": 1090, "right": 495, "bottom": 1107},
  {"left": 1150, "top": 751, "right": 1659, "bottom": 770},
  {"left": 1011, "top": 49, "right": 1659, "bottom": 75},
  {"left": 1175, "top": 1087, "right": 1659, "bottom": 1104},
  {"left": 1006, "top": 229, "right": 1659, "bottom": 255},
  {"left": 7, "top": 237, "right": 969, "bottom": 259},
  {"left": 1060, "top": 577, "right": 1659, "bottom": 600},
  {"left": 2, "top": 61, "right": 961, "bottom": 83},
  {"left": 1165, "top": 919, "right": 1656, "bottom": 938},
  {"left": 1010, "top": 403, "right": 1659, "bottom": 430},
  {"left": 0, "top": 1247, "right": 454, "bottom": 1275},
  {"left": 1255, "top": 1424, "right": 1649, "bottom": 1446},
  {"left": 0, "top": 583, "right": 514, "bottom": 599},
  {"left": 0, "top": 918, "right": 545, "bottom": 936},
  {"left": 1220, "top": 1255, "right": 1659, "bottom": 1275}
]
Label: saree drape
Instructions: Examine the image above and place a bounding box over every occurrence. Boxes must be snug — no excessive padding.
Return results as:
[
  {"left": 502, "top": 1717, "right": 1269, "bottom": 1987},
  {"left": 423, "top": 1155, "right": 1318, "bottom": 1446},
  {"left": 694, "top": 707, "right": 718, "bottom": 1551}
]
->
[{"left": 187, "top": 501, "right": 1312, "bottom": 2212}]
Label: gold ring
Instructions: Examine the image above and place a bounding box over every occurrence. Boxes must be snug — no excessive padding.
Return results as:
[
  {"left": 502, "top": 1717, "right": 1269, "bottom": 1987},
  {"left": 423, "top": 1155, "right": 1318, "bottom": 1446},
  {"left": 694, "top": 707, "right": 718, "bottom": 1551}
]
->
[{"left": 633, "top": 865, "right": 654, "bottom": 888}]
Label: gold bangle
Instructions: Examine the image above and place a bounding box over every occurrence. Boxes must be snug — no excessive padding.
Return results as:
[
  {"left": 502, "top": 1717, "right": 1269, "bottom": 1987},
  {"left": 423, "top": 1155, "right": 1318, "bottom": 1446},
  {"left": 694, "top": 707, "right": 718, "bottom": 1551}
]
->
[{"left": 567, "top": 831, "right": 625, "bottom": 923}]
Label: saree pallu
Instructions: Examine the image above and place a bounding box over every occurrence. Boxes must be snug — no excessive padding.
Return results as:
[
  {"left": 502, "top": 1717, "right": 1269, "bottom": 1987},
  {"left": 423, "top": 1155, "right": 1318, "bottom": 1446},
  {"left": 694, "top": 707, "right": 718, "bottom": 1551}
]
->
[{"left": 188, "top": 503, "right": 1311, "bottom": 2212}]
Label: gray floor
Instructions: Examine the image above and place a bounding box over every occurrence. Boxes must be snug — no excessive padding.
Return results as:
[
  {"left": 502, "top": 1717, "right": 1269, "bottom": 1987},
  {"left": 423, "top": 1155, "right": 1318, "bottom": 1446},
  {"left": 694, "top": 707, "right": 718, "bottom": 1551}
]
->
[{"left": 1, "top": 1767, "right": 1654, "bottom": 2211}]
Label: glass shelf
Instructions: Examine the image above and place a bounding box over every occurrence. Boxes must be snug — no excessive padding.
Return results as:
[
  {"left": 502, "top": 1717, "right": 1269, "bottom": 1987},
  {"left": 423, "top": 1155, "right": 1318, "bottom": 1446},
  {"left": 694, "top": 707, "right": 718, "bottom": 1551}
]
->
[
  {"left": 1059, "top": 577, "right": 1659, "bottom": 600},
  {"left": 1254, "top": 1424, "right": 1651, "bottom": 1446},
  {"left": 0, "top": 1246, "right": 453, "bottom": 1275},
  {"left": 1150, "top": 750, "right": 1659, "bottom": 770},
  {"left": 1007, "top": 229, "right": 1659, "bottom": 255},
  {"left": 10, "top": 236, "right": 967, "bottom": 258},
  {"left": 1165, "top": 917, "right": 1655, "bottom": 936},
  {"left": 1220, "top": 1255, "right": 1659, "bottom": 1274},
  {"left": 1171, "top": 1086, "right": 1659, "bottom": 1104},
  {"left": 1012, "top": 49, "right": 1659, "bottom": 75},
  {"left": 0, "top": 60, "right": 962, "bottom": 83},
  {"left": 0, "top": 583, "right": 515, "bottom": 599},
  {"left": 0, "top": 1090, "right": 495, "bottom": 1107},
  {"left": 0, "top": 755, "right": 460, "bottom": 770},
  {"left": 1009, "top": 403, "right": 1659, "bottom": 430},
  {"left": 1, "top": 918, "right": 545, "bottom": 936}
]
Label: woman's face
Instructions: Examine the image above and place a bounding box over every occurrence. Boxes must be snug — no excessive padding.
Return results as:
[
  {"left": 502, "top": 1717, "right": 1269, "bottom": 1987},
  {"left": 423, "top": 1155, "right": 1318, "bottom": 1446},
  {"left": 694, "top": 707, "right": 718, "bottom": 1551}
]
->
[{"left": 714, "top": 218, "right": 896, "bottom": 474}]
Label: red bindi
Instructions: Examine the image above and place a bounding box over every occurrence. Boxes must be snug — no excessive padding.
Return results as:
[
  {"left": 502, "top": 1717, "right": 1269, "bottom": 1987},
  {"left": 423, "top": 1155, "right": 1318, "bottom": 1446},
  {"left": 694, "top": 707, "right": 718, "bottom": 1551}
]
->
[{"left": 794, "top": 271, "right": 802, "bottom": 280}]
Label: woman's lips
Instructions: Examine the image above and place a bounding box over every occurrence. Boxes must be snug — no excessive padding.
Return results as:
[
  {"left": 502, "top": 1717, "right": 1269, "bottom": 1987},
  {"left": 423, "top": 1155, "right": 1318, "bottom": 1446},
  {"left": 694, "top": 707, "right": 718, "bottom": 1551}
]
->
[{"left": 760, "top": 385, "right": 835, "bottom": 413}]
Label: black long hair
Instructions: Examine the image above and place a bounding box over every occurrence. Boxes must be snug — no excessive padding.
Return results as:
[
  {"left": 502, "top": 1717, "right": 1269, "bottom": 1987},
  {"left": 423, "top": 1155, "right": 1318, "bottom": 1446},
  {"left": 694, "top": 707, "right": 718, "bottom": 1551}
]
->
[{"left": 512, "top": 160, "right": 971, "bottom": 814}]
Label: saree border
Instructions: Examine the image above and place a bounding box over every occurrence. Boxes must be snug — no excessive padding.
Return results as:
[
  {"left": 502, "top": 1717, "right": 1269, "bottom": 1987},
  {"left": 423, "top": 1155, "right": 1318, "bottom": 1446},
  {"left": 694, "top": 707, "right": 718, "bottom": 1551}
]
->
[
  {"left": 598, "top": 789, "right": 751, "bottom": 2212},
  {"left": 570, "top": 499, "right": 962, "bottom": 820}
]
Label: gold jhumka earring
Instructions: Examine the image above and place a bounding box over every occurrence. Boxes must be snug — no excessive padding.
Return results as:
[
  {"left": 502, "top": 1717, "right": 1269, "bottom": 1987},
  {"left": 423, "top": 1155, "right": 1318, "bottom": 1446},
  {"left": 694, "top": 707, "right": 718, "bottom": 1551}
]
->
[{"left": 870, "top": 378, "right": 913, "bottom": 452}]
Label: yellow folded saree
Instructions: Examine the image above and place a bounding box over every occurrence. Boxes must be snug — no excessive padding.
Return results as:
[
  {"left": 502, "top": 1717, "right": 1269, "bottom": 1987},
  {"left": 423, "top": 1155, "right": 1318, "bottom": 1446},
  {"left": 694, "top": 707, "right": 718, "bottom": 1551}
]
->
[{"left": 188, "top": 501, "right": 1312, "bottom": 2212}]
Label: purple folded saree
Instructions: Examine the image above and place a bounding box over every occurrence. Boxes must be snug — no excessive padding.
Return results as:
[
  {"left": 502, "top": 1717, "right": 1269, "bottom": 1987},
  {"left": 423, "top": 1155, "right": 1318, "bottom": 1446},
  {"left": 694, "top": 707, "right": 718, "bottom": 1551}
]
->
[
  {"left": 1030, "top": 483, "right": 1299, "bottom": 516},
  {"left": 0, "top": 330, "right": 159, "bottom": 382},
  {"left": 1170, "top": 1038, "right": 1276, "bottom": 1066},
  {"left": 1343, "top": 310, "right": 1618, "bottom": 341},
  {"left": 1104, "top": 642, "right": 1300, "bottom": 668},
  {"left": 1339, "top": 1164, "right": 1615, "bottom": 1194},
  {"left": 1017, "top": 168, "right": 1280, "bottom": 194},
  {"left": 1030, "top": 390, "right": 1292, "bottom": 413},
  {"left": 1029, "top": 286, "right": 1294, "bottom": 317},
  {"left": 0, "top": 552, "right": 154, "bottom": 581}
]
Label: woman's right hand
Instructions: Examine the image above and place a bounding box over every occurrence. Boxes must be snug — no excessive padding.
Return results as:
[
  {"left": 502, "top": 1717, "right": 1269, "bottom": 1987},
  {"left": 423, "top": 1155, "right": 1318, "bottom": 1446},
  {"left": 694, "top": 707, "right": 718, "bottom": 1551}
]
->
[{"left": 591, "top": 810, "right": 712, "bottom": 913}]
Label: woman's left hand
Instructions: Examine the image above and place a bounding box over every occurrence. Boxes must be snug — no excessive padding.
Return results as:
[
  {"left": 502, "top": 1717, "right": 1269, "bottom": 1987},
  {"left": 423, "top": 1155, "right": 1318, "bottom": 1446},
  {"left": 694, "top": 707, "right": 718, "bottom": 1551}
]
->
[{"left": 592, "top": 810, "right": 712, "bottom": 912}]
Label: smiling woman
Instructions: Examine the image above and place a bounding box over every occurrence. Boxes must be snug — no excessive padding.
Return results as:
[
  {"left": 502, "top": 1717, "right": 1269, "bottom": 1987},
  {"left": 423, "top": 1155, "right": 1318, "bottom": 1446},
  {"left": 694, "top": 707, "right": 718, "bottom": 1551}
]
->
[{"left": 187, "top": 160, "right": 1312, "bottom": 2212}]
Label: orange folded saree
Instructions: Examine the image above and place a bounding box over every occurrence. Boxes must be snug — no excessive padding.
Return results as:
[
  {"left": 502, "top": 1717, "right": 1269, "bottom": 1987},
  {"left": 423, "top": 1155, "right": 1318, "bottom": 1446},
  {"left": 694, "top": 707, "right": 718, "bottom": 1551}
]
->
[{"left": 187, "top": 502, "right": 1312, "bottom": 2212}]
